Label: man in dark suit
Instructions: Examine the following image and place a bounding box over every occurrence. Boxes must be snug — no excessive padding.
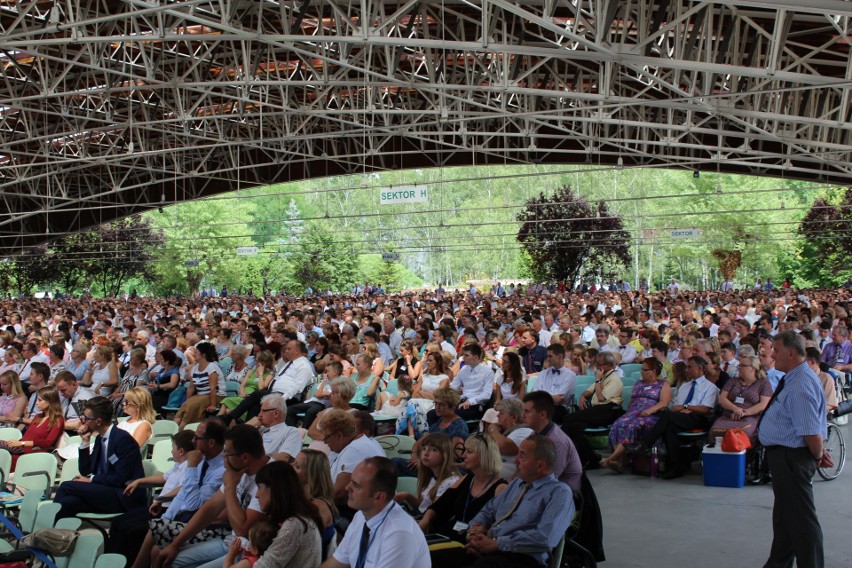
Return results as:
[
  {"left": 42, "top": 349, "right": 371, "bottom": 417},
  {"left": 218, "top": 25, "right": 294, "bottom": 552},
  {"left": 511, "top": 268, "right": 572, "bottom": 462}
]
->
[{"left": 54, "top": 396, "right": 146, "bottom": 519}]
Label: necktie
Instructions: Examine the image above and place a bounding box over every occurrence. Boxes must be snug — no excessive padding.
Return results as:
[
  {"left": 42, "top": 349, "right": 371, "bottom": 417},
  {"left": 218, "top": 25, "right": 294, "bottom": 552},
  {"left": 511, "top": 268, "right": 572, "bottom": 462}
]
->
[
  {"left": 97, "top": 436, "right": 108, "bottom": 477},
  {"left": 757, "top": 376, "right": 786, "bottom": 430},
  {"left": 723, "top": 362, "right": 729, "bottom": 372},
  {"left": 199, "top": 459, "right": 209, "bottom": 484},
  {"left": 493, "top": 482, "right": 531, "bottom": 528},
  {"left": 683, "top": 381, "right": 697, "bottom": 406},
  {"left": 355, "top": 524, "right": 371, "bottom": 568}
]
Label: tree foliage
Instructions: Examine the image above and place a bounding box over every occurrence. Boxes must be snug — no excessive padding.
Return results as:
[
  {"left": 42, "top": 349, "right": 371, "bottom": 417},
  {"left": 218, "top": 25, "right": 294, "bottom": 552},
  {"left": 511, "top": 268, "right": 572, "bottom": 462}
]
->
[
  {"left": 793, "top": 189, "right": 852, "bottom": 286},
  {"left": 516, "top": 185, "right": 630, "bottom": 284}
]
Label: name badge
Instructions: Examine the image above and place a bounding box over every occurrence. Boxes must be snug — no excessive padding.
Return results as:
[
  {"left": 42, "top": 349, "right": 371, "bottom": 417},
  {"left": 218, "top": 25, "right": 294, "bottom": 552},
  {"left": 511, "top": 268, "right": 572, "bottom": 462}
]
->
[
  {"left": 108, "top": 454, "right": 119, "bottom": 464},
  {"left": 734, "top": 397, "right": 745, "bottom": 404},
  {"left": 452, "top": 521, "right": 469, "bottom": 532}
]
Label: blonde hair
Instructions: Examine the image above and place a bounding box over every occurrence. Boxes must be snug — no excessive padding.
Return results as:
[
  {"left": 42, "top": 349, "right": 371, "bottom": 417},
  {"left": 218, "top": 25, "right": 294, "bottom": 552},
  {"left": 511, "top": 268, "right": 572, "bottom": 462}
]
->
[
  {"left": 320, "top": 409, "right": 356, "bottom": 439},
  {"left": 124, "top": 387, "right": 157, "bottom": 423},
  {"left": 0, "top": 370, "right": 24, "bottom": 398},
  {"left": 464, "top": 432, "right": 502, "bottom": 477},
  {"left": 299, "top": 450, "right": 338, "bottom": 517}
]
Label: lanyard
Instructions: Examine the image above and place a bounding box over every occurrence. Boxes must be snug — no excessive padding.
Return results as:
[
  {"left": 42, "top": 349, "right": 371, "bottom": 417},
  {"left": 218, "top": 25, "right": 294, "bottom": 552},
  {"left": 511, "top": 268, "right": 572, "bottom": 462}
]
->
[
  {"left": 462, "top": 475, "right": 495, "bottom": 522},
  {"left": 355, "top": 503, "right": 394, "bottom": 568}
]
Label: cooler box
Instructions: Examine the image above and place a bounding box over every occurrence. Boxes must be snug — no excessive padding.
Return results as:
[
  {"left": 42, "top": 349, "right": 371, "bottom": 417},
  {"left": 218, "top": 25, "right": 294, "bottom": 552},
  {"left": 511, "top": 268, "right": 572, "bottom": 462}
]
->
[{"left": 702, "top": 445, "right": 746, "bottom": 488}]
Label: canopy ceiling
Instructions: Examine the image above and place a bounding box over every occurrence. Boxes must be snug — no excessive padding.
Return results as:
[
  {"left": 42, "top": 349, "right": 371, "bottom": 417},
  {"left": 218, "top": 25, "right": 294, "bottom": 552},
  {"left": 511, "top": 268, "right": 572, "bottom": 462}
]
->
[{"left": 2, "top": 0, "right": 852, "bottom": 251}]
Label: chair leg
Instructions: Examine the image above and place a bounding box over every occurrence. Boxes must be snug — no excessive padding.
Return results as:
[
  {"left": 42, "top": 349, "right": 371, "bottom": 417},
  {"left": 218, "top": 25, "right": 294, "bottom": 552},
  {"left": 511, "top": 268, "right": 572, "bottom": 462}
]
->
[{"left": 564, "top": 538, "right": 597, "bottom": 568}]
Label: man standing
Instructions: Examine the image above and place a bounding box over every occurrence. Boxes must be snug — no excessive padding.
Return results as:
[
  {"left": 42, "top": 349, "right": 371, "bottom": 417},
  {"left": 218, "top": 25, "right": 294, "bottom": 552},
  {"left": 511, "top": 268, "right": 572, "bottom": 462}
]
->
[
  {"left": 321, "top": 457, "right": 429, "bottom": 568},
  {"left": 759, "top": 331, "right": 828, "bottom": 568}
]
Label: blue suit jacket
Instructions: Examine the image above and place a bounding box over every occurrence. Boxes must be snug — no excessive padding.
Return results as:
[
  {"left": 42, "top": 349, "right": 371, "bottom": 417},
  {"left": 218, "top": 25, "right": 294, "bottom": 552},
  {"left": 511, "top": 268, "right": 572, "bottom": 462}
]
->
[{"left": 79, "top": 425, "right": 145, "bottom": 502}]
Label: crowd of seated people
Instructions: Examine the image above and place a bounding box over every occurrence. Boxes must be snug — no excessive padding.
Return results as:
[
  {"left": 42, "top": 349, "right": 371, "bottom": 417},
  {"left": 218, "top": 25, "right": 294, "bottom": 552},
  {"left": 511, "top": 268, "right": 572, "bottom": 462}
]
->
[{"left": 0, "top": 281, "right": 847, "bottom": 567}]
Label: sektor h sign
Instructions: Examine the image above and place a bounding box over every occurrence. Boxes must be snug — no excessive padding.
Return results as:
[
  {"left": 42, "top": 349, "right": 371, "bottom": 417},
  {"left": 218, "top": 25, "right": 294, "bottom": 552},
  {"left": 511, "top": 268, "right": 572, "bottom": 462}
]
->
[{"left": 380, "top": 185, "right": 429, "bottom": 205}]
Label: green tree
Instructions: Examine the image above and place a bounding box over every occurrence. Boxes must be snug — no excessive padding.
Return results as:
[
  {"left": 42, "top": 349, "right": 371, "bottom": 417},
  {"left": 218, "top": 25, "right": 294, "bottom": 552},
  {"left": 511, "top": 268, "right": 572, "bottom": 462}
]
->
[{"left": 516, "top": 185, "right": 630, "bottom": 284}]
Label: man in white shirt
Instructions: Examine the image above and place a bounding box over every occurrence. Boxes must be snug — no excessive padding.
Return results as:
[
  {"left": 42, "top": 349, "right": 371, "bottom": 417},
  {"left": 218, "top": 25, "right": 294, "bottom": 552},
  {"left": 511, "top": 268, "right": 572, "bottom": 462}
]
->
[
  {"left": 322, "top": 456, "right": 429, "bottom": 568},
  {"left": 322, "top": 410, "right": 386, "bottom": 516},
  {"left": 450, "top": 344, "right": 495, "bottom": 421},
  {"left": 55, "top": 372, "right": 94, "bottom": 432},
  {"left": 528, "top": 344, "right": 576, "bottom": 423},
  {"left": 223, "top": 339, "right": 313, "bottom": 424},
  {"left": 255, "top": 394, "right": 303, "bottom": 460},
  {"left": 532, "top": 318, "right": 551, "bottom": 348},
  {"left": 616, "top": 329, "right": 639, "bottom": 364},
  {"left": 18, "top": 342, "right": 47, "bottom": 383}
]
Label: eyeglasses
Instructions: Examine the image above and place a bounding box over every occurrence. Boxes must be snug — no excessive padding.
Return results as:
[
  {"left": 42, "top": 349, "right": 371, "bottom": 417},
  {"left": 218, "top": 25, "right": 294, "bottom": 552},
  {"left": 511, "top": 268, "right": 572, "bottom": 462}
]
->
[
  {"left": 258, "top": 407, "right": 276, "bottom": 414},
  {"left": 122, "top": 401, "right": 138, "bottom": 407},
  {"left": 192, "top": 435, "right": 210, "bottom": 441},
  {"left": 80, "top": 415, "right": 97, "bottom": 422},
  {"left": 322, "top": 432, "right": 336, "bottom": 443}
]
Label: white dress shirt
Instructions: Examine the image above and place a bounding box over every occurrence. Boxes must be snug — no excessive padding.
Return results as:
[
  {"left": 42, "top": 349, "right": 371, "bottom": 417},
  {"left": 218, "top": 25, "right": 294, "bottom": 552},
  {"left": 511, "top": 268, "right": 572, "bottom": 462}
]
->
[
  {"left": 333, "top": 502, "right": 430, "bottom": 568},
  {"left": 530, "top": 366, "right": 576, "bottom": 406},
  {"left": 269, "top": 356, "right": 314, "bottom": 400}
]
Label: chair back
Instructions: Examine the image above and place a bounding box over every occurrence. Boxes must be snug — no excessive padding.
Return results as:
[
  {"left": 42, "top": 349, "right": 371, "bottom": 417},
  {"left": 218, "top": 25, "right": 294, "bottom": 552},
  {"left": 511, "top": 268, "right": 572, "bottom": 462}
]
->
[
  {"left": 376, "top": 435, "right": 416, "bottom": 459},
  {"left": 151, "top": 439, "right": 175, "bottom": 473},
  {"left": 395, "top": 476, "right": 418, "bottom": 495},
  {"left": 95, "top": 553, "right": 128, "bottom": 568},
  {"left": 14, "top": 453, "right": 58, "bottom": 497},
  {"left": 0, "top": 448, "right": 11, "bottom": 486},
  {"left": 0, "top": 427, "right": 22, "bottom": 441}
]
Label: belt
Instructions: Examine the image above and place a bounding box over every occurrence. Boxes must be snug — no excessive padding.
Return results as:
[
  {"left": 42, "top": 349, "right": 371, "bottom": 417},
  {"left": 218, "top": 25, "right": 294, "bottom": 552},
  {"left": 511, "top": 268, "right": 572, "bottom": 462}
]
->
[{"left": 763, "top": 445, "right": 806, "bottom": 451}]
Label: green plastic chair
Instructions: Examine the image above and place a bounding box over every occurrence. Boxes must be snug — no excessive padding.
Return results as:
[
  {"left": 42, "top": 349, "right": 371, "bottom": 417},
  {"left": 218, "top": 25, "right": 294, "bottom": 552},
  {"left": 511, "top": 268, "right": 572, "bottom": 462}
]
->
[
  {"left": 225, "top": 380, "right": 240, "bottom": 397},
  {"left": 0, "top": 427, "right": 22, "bottom": 441},
  {"left": 183, "top": 422, "right": 200, "bottom": 432},
  {"left": 95, "top": 553, "right": 128, "bottom": 568},
  {"left": 376, "top": 435, "right": 416, "bottom": 459},
  {"left": 33, "top": 500, "right": 62, "bottom": 532},
  {"left": 16, "top": 490, "right": 44, "bottom": 533},
  {"left": 143, "top": 458, "right": 159, "bottom": 477},
  {"left": 395, "top": 476, "right": 418, "bottom": 495},
  {"left": 57, "top": 457, "right": 80, "bottom": 485},
  {"left": 54, "top": 530, "right": 103, "bottom": 568},
  {"left": 549, "top": 534, "right": 566, "bottom": 568},
  {"left": 147, "top": 420, "right": 179, "bottom": 450},
  {"left": 151, "top": 439, "right": 175, "bottom": 474},
  {"left": 13, "top": 453, "right": 58, "bottom": 498},
  {"left": 0, "top": 448, "right": 11, "bottom": 487},
  {"left": 384, "top": 379, "right": 399, "bottom": 396}
]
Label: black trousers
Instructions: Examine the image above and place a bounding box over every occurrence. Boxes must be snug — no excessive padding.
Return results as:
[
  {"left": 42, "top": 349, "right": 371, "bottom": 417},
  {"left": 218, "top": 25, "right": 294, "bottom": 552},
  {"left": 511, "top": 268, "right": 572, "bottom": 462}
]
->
[
  {"left": 561, "top": 403, "right": 623, "bottom": 465},
  {"left": 641, "top": 410, "right": 708, "bottom": 469},
  {"left": 763, "top": 446, "right": 824, "bottom": 568},
  {"left": 430, "top": 547, "right": 542, "bottom": 568},
  {"left": 106, "top": 506, "right": 151, "bottom": 558},
  {"left": 285, "top": 401, "right": 326, "bottom": 428}
]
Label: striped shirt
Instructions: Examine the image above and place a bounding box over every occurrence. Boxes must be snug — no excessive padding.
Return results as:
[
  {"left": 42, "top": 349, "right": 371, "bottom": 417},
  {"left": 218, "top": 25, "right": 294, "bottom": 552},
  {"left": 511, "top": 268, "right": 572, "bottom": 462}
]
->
[
  {"left": 190, "top": 362, "right": 225, "bottom": 397},
  {"left": 758, "top": 362, "right": 826, "bottom": 448}
]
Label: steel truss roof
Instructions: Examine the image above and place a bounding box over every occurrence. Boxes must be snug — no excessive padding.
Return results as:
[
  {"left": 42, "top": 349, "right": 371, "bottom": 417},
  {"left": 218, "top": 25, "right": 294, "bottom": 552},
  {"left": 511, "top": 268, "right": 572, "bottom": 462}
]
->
[{"left": 2, "top": 0, "right": 852, "bottom": 252}]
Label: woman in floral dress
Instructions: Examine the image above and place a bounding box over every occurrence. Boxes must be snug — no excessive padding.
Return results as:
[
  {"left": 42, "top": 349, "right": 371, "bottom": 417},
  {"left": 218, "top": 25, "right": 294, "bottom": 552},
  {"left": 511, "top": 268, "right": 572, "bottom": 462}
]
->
[{"left": 601, "top": 358, "right": 672, "bottom": 472}]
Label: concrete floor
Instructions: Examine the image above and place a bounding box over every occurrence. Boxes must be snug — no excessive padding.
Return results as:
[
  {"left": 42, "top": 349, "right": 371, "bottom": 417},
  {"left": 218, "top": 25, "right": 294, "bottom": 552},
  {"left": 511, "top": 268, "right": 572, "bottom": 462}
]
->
[{"left": 589, "top": 421, "right": 852, "bottom": 567}]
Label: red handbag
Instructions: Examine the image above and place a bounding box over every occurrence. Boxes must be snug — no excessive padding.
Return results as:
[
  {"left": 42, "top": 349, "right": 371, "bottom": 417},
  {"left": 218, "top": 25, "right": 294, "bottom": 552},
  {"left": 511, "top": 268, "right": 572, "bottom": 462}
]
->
[{"left": 721, "top": 428, "right": 751, "bottom": 452}]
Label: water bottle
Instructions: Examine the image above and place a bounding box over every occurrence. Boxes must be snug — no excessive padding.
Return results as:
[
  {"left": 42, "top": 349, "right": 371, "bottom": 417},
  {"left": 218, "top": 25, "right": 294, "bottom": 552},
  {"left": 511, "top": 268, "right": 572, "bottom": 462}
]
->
[{"left": 650, "top": 446, "right": 659, "bottom": 478}]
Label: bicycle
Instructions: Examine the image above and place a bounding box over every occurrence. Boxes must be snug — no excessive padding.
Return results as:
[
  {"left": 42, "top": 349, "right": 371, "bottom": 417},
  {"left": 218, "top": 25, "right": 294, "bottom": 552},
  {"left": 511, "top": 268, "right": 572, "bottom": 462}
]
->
[{"left": 817, "top": 421, "right": 845, "bottom": 481}]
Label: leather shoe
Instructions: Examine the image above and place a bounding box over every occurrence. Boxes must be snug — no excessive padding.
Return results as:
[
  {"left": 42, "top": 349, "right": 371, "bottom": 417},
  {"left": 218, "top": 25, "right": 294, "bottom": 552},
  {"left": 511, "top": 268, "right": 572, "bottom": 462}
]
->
[{"left": 661, "top": 468, "right": 684, "bottom": 480}]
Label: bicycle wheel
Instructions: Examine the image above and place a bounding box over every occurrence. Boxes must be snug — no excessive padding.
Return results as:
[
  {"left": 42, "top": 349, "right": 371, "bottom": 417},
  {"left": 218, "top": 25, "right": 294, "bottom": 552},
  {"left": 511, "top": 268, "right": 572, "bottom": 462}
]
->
[{"left": 817, "top": 423, "right": 845, "bottom": 481}]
